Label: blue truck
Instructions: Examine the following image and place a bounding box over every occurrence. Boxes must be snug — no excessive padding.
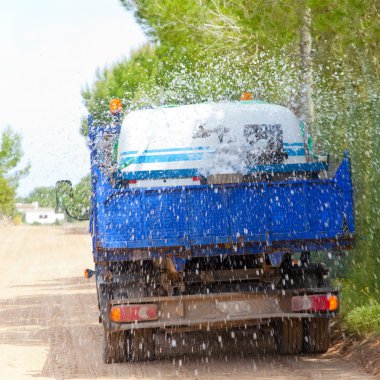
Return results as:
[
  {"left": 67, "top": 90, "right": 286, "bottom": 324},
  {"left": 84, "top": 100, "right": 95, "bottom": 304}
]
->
[{"left": 60, "top": 96, "right": 355, "bottom": 363}]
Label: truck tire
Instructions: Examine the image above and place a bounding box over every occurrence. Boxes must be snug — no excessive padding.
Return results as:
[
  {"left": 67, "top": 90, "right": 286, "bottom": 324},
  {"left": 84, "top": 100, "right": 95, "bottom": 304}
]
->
[
  {"left": 303, "top": 318, "right": 330, "bottom": 353},
  {"left": 275, "top": 318, "right": 303, "bottom": 355},
  {"left": 102, "top": 330, "right": 126, "bottom": 364},
  {"left": 129, "top": 329, "right": 155, "bottom": 362}
]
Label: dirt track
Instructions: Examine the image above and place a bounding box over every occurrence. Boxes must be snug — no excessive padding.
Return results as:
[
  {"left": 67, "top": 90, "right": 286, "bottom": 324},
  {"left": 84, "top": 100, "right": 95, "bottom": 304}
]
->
[{"left": 0, "top": 225, "right": 376, "bottom": 379}]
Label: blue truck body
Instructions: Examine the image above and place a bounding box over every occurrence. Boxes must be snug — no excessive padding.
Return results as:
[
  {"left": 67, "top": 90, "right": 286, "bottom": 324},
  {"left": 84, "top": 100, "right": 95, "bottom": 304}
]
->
[{"left": 89, "top": 122, "right": 355, "bottom": 266}]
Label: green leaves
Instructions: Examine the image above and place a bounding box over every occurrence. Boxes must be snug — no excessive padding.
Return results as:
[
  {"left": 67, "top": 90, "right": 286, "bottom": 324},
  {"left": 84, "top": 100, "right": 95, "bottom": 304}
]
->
[
  {"left": 23, "top": 186, "right": 56, "bottom": 208},
  {"left": 81, "top": 45, "right": 160, "bottom": 134},
  {"left": 0, "top": 127, "right": 22, "bottom": 176},
  {"left": 71, "top": 174, "right": 91, "bottom": 218},
  {"left": 0, "top": 127, "right": 29, "bottom": 217},
  {"left": 24, "top": 175, "right": 92, "bottom": 221},
  {"left": 0, "top": 176, "right": 16, "bottom": 217}
]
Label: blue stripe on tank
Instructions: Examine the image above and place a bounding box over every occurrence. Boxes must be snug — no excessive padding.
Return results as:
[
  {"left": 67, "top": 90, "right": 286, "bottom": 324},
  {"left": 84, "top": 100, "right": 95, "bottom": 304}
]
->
[
  {"left": 120, "top": 149, "right": 305, "bottom": 165},
  {"left": 120, "top": 153, "right": 204, "bottom": 165},
  {"left": 285, "top": 148, "right": 305, "bottom": 156},
  {"left": 120, "top": 169, "right": 199, "bottom": 180},
  {"left": 121, "top": 144, "right": 303, "bottom": 157},
  {"left": 121, "top": 146, "right": 211, "bottom": 156},
  {"left": 284, "top": 142, "right": 304, "bottom": 147},
  {"left": 119, "top": 162, "right": 328, "bottom": 180}
]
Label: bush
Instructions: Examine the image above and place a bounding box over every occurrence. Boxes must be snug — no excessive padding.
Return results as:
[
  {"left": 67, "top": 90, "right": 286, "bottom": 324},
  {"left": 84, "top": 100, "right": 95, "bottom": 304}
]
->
[
  {"left": 344, "top": 303, "right": 380, "bottom": 337},
  {"left": 12, "top": 214, "right": 23, "bottom": 225}
]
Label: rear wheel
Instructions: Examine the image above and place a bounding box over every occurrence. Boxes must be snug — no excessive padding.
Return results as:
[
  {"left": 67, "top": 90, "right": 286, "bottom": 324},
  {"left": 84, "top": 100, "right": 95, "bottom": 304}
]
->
[
  {"left": 129, "top": 328, "right": 155, "bottom": 361},
  {"left": 275, "top": 318, "right": 303, "bottom": 354},
  {"left": 102, "top": 330, "right": 127, "bottom": 364},
  {"left": 303, "top": 318, "right": 330, "bottom": 353}
]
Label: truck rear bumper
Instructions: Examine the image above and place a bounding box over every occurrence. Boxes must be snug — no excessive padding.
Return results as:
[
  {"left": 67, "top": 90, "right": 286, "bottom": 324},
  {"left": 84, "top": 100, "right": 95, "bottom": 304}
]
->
[{"left": 105, "top": 289, "right": 338, "bottom": 332}]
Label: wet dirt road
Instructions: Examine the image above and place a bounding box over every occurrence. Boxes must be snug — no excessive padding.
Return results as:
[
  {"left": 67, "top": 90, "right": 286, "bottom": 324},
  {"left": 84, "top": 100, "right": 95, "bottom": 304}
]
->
[{"left": 0, "top": 225, "right": 376, "bottom": 379}]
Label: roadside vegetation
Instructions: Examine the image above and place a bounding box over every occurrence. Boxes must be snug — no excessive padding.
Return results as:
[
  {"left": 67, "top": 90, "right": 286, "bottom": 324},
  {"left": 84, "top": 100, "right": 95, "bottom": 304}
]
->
[
  {"left": 80, "top": 1, "right": 379, "bottom": 336},
  {"left": 20, "top": 174, "right": 91, "bottom": 221},
  {"left": 0, "top": 127, "right": 29, "bottom": 219},
  {"left": 345, "top": 303, "right": 380, "bottom": 336},
  {"left": 81, "top": 1, "right": 379, "bottom": 337},
  {"left": 340, "top": 279, "right": 380, "bottom": 337}
]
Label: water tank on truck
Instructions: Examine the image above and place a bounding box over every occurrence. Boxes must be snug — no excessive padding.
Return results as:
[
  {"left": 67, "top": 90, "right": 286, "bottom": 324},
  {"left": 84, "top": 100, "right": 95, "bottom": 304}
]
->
[{"left": 116, "top": 100, "right": 319, "bottom": 188}]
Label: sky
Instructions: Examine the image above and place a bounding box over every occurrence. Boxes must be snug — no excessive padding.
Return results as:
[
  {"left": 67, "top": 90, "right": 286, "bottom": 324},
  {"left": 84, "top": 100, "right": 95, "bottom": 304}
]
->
[{"left": 0, "top": 0, "right": 147, "bottom": 196}]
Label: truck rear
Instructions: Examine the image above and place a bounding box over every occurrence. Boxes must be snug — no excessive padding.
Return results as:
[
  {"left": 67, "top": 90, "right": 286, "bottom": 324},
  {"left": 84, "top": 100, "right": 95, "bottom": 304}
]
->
[{"left": 81, "top": 96, "right": 355, "bottom": 362}]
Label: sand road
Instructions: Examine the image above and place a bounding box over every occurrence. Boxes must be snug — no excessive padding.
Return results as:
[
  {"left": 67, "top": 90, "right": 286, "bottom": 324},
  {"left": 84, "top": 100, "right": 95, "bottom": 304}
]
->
[{"left": 0, "top": 225, "right": 375, "bottom": 379}]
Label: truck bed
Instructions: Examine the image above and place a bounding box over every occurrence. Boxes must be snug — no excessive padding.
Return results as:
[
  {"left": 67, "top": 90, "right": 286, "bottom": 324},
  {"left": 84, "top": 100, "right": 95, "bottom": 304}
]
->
[{"left": 92, "top": 156, "right": 354, "bottom": 261}]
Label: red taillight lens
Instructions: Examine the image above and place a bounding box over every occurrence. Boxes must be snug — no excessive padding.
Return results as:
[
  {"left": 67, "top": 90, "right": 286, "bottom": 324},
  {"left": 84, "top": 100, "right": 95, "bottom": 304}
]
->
[
  {"left": 128, "top": 179, "right": 137, "bottom": 184},
  {"left": 192, "top": 176, "right": 200, "bottom": 181},
  {"left": 292, "top": 294, "right": 339, "bottom": 312},
  {"left": 110, "top": 304, "right": 158, "bottom": 322}
]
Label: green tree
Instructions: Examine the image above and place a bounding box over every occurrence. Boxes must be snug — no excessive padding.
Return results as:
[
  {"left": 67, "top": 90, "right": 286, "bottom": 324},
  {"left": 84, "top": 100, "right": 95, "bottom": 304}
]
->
[
  {"left": 22, "top": 186, "right": 56, "bottom": 208},
  {"left": 81, "top": 45, "right": 161, "bottom": 135},
  {"left": 0, "top": 127, "right": 29, "bottom": 217},
  {"left": 24, "top": 175, "right": 92, "bottom": 221},
  {"left": 55, "top": 174, "right": 91, "bottom": 221},
  {"left": 72, "top": 174, "right": 91, "bottom": 217},
  {"left": 0, "top": 176, "right": 16, "bottom": 216},
  {"left": 121, "top": 0, "right": 379, "bottom": 70}
]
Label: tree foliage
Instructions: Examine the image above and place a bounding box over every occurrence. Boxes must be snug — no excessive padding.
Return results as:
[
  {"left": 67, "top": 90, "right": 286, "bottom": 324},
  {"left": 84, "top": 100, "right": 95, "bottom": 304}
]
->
[
  {"left": 24, "top": 175, "right": 91, "bottom": 221},
  {"left": 81, "top": 45, "right": 161, "bottom": 134},
  {"left": 0, "top": 176, "right": 16, "bottom": 217},
  {"left": 71, "top": 174, "right": 91, "bottom": 218},
  {"left": 121, "top": 0, "right": 379, "bottom": 70},
  {"left": 0, "top": 127, "right": 29, "bottom": 217},
  {"left": 23, "top": 186, "right": 56, "bottom": 208},
  {"left": 82, "top": 0, "right": 380, "bottom": 304}
]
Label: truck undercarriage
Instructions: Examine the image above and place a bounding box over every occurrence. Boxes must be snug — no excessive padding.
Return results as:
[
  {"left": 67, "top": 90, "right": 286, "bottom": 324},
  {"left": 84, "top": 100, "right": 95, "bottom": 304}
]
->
[{"left": 95, "top": 251, "right": 337, "bottom": 363}]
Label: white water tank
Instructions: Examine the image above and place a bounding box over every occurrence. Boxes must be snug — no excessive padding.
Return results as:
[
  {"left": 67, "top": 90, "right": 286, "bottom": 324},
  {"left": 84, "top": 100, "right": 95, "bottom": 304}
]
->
[{"left": 117, "top": 101, "right": 306, "bottom": 180}]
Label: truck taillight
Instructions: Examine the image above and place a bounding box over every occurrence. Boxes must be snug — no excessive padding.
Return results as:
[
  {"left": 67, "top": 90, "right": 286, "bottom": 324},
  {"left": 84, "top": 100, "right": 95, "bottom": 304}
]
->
[
  {"left": 110, "top": 304, "right": 158, "bottom": 322},
  {"left": 291, "top": 294, "right": 339, "bottom": 312}
]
